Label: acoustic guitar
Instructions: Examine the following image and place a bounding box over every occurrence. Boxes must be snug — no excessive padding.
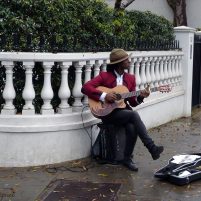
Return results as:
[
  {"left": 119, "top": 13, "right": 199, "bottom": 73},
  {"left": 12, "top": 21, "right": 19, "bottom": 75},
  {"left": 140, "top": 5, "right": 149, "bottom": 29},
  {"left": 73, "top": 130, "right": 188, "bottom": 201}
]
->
[{"left": 88, "top": 85, "right": 172, "bottom": 118}]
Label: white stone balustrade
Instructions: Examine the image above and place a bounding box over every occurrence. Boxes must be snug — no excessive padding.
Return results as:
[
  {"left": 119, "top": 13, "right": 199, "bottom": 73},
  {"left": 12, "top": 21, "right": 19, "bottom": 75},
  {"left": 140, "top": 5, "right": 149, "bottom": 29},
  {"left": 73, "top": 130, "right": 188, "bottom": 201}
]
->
[{"left": 0, "top": 51, "right": 184, "bottom": 116}]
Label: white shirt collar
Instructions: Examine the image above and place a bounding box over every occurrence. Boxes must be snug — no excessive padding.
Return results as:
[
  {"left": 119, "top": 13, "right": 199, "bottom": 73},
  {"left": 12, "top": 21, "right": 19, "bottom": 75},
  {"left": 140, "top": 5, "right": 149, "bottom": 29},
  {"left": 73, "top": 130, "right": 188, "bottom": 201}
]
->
[{"left": 114, "top": 70, "right": 124, "bottom": 85}]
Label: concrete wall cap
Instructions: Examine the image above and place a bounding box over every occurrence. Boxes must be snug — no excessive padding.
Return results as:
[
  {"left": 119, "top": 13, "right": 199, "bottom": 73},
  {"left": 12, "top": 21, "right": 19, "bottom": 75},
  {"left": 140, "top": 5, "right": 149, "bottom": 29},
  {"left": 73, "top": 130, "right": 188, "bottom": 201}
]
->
[
  {"left": 174, "top": 26, "right": 196, "bottom": 33},
  {"left": 195, "top": 31, "right": 201, "bottom": 36}
]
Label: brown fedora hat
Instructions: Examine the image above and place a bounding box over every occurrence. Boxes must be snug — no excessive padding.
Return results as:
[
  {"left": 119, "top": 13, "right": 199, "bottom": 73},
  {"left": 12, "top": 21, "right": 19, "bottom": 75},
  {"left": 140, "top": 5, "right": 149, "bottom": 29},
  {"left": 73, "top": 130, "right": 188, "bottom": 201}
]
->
[{"left": 109, "top": 48, "right": 129, "bottom": 64}]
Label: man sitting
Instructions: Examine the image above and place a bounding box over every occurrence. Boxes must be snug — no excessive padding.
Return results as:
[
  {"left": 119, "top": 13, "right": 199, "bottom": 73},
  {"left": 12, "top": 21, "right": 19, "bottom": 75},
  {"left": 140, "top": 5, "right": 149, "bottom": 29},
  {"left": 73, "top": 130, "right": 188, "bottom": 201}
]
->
[{"left": 81, "top": 49, "right": 164, "bottom": 171}]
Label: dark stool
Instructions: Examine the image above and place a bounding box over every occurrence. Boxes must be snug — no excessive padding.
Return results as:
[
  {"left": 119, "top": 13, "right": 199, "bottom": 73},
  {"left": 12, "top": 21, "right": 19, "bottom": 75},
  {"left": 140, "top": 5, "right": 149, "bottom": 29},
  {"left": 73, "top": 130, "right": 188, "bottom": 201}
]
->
[{"left": 92, "top": 122, "right": 126, "bottom": 162}]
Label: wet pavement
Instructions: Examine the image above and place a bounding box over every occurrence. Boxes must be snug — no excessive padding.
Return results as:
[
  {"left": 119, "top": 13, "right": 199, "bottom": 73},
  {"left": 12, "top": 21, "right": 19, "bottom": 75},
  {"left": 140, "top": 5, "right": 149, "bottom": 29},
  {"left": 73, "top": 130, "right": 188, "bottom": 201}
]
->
[{"left": 1, "top": 106, "right": 201, "bottom": 201}]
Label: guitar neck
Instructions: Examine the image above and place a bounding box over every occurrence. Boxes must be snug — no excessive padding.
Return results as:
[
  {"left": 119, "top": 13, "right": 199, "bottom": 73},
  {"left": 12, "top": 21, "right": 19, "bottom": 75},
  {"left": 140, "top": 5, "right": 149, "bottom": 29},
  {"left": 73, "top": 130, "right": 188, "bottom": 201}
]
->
[{"left": 121, "top": 87, "right": 158, "bottom": 99}]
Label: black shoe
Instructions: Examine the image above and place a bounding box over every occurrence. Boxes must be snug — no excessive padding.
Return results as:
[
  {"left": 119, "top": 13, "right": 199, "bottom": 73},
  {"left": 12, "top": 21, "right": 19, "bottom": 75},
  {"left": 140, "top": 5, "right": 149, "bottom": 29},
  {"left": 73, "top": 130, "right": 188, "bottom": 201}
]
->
[
  {"left": 150, "top": 145, "right": 164, "bottom": 160},
  {"left": 122, "top": 159, "right": 138, "bottom": 171}
]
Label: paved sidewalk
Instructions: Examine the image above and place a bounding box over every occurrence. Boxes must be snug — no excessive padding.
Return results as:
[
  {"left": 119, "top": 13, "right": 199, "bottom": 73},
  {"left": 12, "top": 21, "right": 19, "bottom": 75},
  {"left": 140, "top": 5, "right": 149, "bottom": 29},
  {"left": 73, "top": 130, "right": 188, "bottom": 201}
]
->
[{"left": 0, "top": 107, "right": 201, "bottom": 201}]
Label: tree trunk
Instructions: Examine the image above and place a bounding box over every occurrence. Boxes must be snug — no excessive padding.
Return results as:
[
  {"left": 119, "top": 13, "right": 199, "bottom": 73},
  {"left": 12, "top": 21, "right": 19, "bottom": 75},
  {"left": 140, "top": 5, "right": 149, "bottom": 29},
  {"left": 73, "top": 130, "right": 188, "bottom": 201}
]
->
[
  {"left": 115, "top": 0, "right": 136, "bottom": 10},
  {"left": 167, "top": 0, "right": 187, "bottom": 26}
]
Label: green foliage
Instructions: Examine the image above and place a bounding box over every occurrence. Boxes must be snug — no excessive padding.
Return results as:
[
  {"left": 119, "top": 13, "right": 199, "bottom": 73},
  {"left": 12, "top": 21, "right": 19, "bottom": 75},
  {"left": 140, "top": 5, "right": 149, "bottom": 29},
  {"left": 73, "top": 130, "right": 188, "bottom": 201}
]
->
[
  {"left": 0, "top": 0, "right": 116, "bottom": 51},
  {"left": 127, "top": 10, "right": 175, "bottom": 42},
  {"left": 0, "top": 0, "right": 175, "bottom": 113},
  {"left": 0, "top": 0, "right": 174, "bottom": 51}
]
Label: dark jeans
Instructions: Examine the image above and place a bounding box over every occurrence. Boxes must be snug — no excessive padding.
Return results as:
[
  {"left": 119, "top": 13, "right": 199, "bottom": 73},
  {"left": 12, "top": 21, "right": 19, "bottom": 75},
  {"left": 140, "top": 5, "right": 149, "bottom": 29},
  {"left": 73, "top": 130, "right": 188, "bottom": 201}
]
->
[{"left": 101, "top": 109, "right": 154, "bottom": 160}]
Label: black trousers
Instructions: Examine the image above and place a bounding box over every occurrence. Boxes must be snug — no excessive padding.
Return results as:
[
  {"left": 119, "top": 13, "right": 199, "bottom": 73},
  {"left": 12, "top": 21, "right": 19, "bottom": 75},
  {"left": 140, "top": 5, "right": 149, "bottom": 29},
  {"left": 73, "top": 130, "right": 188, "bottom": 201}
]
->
[{"left": 101, "top": 109, "right": 154, "bottom": 160}]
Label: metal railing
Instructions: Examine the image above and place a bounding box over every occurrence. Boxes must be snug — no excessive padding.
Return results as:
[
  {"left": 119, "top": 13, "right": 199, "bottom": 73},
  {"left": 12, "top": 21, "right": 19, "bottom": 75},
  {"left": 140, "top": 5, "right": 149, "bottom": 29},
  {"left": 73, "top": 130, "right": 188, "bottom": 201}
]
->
[{"left": 0, "top": 33, "right": 180, "bottom": 52}]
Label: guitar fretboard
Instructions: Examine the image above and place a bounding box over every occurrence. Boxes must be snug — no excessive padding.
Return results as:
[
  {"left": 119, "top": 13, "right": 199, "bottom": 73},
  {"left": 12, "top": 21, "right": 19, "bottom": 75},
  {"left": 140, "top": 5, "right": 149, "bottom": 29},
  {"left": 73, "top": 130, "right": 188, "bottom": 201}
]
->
[{"left": 120, "top": 87, "right": 158, "bottom": 99}]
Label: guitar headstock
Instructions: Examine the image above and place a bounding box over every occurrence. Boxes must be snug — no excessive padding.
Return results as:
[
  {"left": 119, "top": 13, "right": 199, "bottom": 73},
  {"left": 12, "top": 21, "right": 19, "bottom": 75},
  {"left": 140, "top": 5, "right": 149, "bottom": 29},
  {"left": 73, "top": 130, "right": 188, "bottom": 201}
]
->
[{"left": 158, "top": 84, "right": 172, "bottom": 93}]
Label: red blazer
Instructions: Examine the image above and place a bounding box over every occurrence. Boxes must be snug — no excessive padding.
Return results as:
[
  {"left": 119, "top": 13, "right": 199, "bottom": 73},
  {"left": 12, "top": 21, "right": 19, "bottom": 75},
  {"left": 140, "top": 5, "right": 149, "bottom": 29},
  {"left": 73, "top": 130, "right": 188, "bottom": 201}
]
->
[{"left": 81, "top": 71, "right": 139, "bottom": 107}]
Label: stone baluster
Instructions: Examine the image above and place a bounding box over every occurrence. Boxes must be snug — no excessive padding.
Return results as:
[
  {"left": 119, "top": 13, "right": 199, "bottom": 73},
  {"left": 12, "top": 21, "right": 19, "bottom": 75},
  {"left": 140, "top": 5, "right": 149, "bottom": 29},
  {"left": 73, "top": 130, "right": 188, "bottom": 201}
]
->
[
  {"left": 140, "top": 57, "right": 147, "bottom": 90},
  {"left": 94, "top": 60, "right": 100, "bottom": 77},
  {"left": 178, "top": 55, "right": 182, "bottom": 85},
  {"left": 150, "top": 57, "right": 156, "bottom": 88},
  {"left": 72, "top": 61, "right": 83, "bottom": 111},
  {"left": 134, "top": 57, "right": 142, "bottom": 91},
  {"left": 41, "top": 62, "right": 54, "bottom": 115},
  {"left": 171, "top": 56, "right": 176, "bottom": 86},
  {"left": 83, "top": 61, "right": 92, "bottom": 105},
  {"left": 167, "top": 56, "right": 172, "bottom": 85},
  {"left": 1, "top": 61, "right": 16, "bottom": 115},
  {"left": 154, "top": 57, "right": 160, "bottom": 87},
  {"left": 145, "top": 57, "right": 151, "bottom": 87},
  {"left": 174, "top": 56, "right": 179, "bottom": 86},
  {"left": 129, "top": 58, "right": 135, "bottom": 75},
  {"left": 58, "top": 62, "right": 72, "bottom": 114},
  {"left": 22, "top": 61, "right": 35, "bottom": 115},
  {"left": 101, "top": 60, "right": 107, "bottom": 72},
  {"left": 163, "top": 56, "right": 169, "bottom": 84},
  {"left": 159, "top": 57, "right": 165, "bottom": 86}
]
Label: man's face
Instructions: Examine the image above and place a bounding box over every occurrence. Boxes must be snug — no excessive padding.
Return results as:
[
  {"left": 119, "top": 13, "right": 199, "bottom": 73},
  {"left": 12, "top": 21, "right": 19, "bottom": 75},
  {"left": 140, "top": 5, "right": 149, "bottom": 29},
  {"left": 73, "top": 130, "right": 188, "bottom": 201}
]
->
[{"left": 121, "top": 58, "right": 130, "bottom": 69}]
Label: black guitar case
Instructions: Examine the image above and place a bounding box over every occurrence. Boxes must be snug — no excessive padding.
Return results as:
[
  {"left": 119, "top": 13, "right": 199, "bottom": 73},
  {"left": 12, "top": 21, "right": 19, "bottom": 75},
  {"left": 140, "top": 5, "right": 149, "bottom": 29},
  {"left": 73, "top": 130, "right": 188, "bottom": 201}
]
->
[{"left": 154, "top": 153, "right": 201, "bottom": 185}]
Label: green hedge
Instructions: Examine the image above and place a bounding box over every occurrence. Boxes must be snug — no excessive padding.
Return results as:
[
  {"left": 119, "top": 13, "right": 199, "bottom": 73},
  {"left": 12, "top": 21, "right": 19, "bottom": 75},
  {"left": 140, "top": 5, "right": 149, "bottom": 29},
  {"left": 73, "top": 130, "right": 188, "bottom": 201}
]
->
[
  {"left": 127, "top": 11, "right": 174, "bottom": 42},
  {"left": 0, "top": 0, "right": 175, "bottom": 113},
  {"left": 0, "top": 0, "right": 174, "bottom": 51}
]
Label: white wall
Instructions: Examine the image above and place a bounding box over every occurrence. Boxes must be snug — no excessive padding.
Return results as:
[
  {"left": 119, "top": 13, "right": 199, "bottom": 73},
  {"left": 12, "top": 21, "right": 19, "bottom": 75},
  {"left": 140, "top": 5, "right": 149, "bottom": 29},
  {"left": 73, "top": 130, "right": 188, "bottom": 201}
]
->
[
  {"left": 106, "top": 0, "right": 201, "bottom": 28},
  {"left": 186, "top": 0, "right": 201, "bottom": 28}
]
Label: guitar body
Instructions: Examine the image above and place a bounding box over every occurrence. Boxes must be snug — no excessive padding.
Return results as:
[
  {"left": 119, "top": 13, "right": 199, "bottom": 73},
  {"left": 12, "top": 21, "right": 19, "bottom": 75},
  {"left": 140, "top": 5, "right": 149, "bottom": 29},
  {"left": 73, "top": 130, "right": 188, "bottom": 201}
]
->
[
  {"left": 88, "top": 84, "right": 171, "bottom": 118},
  {"left": 88, "top": 85, "right": 129, "bottom": 118}
]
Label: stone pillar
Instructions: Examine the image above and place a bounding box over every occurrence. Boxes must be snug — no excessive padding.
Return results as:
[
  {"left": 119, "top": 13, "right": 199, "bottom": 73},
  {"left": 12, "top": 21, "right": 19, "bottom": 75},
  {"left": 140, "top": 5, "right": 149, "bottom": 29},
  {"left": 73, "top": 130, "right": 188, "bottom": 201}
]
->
[
  {"left": 145, "top": 57, "right": 151, "bottom": 86},
  {"left": 159, "top": 57, "right": 165, "bottom": 86},
  {"left": 154, "top": 57, "right": 160, "bottom": 87},
  {"left": 101, "top": 60, "right": 107, "bottom": 72},
  {"left": 129, "top": 57, "right": 135, "bottom": 75},
  {"left": 58, "top": 62, "right": 72, "bottom": 114},
  {"left": 1, "top": 61, "right": 16, "bottom": 115},
  {"left": 174, "top": 26, "right": 196, "bottom": 117},
  {"left": 41, "top": 61, "right": 54, "bottom": 115},
  {"left": 140, "top": 57, "right": 147, "bottom": 89},
  {"left": 22, "top": 61, "right": 35, "bottom": 115},
  {"left": 94, "top": 60, "right": 100, "bottom": 77},
  {"left": 134, "top": 57, "right": 141, "bottom": 91},
  {"left": 72, "top": 61, "right": 83, "bottom": 111},
  {"left": 83, "top": 61, "right": 92, "bottom": 105}
]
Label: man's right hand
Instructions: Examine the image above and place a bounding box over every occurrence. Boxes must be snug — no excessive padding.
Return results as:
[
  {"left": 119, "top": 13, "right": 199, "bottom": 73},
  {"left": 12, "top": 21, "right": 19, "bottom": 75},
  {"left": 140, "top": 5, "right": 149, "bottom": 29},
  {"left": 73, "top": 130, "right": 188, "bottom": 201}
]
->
[{"left": 105, "top": 93, "right": 118, "bottom": 103}]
